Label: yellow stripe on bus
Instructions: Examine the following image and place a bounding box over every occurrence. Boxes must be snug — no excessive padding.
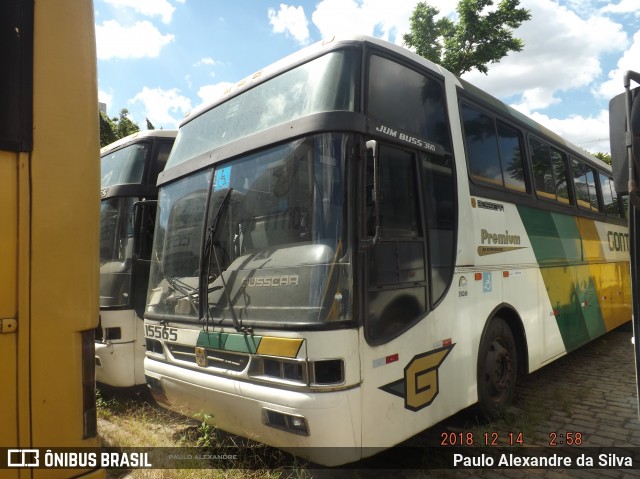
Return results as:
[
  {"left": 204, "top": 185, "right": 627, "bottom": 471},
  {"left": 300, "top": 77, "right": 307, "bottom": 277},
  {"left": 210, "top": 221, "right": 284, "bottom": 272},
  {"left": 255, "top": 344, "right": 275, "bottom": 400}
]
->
[{"left": 257, "top": 337, "right": 303, "bottom": 358}]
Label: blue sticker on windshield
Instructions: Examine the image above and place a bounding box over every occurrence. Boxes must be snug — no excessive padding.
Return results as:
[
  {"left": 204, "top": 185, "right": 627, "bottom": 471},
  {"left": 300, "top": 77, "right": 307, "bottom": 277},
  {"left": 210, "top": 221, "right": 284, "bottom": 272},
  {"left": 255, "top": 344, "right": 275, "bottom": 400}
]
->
[{"left": 214, "top": 166, "right": 231, "bottom": 191}]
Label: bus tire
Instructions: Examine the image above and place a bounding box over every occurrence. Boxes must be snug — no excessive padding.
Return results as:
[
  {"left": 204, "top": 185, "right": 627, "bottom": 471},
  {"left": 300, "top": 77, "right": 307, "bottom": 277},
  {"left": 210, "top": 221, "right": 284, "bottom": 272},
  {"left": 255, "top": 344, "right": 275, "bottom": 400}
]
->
[{"left": 477, "top": 317, "right": 517, "bottom": 419}]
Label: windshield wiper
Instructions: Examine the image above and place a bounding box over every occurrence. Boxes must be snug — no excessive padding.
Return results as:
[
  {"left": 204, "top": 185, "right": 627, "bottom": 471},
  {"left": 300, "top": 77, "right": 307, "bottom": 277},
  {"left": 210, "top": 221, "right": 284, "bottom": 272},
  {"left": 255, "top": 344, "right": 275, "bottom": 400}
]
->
[
  {"left": 167, "top": 276, "right": 198, "bottom": 315},
  {"left": 200, "top": 188, "right": 248, "bottom": 333}
]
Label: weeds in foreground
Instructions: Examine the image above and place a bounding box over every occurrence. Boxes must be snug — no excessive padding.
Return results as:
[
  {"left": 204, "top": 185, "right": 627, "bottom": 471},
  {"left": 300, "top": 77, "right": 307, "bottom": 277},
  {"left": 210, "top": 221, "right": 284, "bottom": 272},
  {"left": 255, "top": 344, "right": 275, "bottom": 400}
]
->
[
  {"left": 193, "top": 412, "right": 216, "bottom": 449},
  {"left": 96, "top": 385, "right": 312, "bottom": 478},
  {"left": 96, "top": 387, "right": 126, "bottom": 420}
]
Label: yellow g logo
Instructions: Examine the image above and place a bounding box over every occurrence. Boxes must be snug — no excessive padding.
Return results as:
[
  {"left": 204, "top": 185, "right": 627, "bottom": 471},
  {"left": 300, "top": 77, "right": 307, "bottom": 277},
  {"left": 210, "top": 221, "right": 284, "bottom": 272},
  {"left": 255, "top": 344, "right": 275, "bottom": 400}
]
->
[{"left": 380, "top": 344, "right": 454, "bottom": 411}]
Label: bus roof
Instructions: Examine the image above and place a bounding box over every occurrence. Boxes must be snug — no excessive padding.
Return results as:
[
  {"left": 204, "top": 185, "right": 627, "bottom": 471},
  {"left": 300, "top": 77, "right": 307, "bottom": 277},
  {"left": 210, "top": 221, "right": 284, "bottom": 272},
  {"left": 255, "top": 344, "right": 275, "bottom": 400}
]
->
[
  {"left": 100, "top": 129, "right": 178, "bottom": 156},
  {"left": 179, "top": 34, "right": 609, "bottom": 173},
  {"left": 178, "top": 35, "right": 406, "bottom": 126}
]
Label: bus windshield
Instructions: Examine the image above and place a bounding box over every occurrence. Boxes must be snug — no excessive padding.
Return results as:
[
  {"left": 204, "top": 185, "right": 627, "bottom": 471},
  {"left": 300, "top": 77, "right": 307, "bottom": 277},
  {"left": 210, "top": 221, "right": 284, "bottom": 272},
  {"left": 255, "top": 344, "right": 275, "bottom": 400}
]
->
[
  {"left": 99, "top": 141, "right": 150, "bottom": 309},
  {"left": 147, "top": 133, "right": 352, "bottom": 327},
  {"left": 166, "top": 49, "right": 358, "bottom": 169},
  {"left": 101, "top": 142, "right": 149, "bottom": 187}
]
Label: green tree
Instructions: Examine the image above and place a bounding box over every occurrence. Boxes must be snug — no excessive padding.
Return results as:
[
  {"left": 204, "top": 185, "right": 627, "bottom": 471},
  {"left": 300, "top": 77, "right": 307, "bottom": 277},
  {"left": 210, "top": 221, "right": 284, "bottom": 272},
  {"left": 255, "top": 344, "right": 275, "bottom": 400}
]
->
[
  {"left": 99, "top": 111, "right": 117, "bottom": 148},
  {"left": 146, "top": 118, "right": 156, "bottom": 130},
  {"left": 114, "top": 108, "right": 140, "bottom": 139},
  {"left": 593, "top": 152, "right": 611, "bottom": 166},
  {"left": 403, "top": 0, "right": 531, "bottom": 76},
  {"left": 99, "top": 108, "right": 140, "bottom": 147}
]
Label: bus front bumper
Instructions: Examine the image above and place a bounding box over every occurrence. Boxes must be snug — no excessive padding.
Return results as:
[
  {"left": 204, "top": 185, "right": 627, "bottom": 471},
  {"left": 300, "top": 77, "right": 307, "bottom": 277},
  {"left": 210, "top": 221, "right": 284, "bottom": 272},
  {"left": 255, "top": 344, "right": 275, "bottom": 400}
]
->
[
  {"left": 144, "top": 357, "right": 363, "bottom": 466},
  {"left": 95, "top": 341, "right": 138, "bottom": 387}
]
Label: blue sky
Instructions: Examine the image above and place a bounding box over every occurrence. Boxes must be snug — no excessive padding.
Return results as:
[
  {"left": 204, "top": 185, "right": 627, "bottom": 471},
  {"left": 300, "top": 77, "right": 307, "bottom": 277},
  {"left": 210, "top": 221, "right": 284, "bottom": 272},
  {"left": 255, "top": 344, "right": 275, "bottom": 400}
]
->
[{"left": 95, "top": 0, "right": 640, "bottom": 154}]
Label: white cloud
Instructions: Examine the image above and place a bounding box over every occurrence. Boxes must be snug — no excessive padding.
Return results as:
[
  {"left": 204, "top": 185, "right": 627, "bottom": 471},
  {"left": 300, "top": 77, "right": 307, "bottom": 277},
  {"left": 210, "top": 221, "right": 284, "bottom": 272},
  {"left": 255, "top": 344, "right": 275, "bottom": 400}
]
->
[
  {"left": 311, "top": 0, "right": 375, "bottom": 39},
  {"left": 96, "top": 20, "right": 175, "bottom": 59},
  {"left": 130, "top": 87, "right": 192, "bottom": 128},
  {"left": 601, "top": 0, "right": 640, "bottom": 16},
  {"left": 102, "top": 0, "right": 176, "bottom": 24},
  {"left": 511, "top": 88, "right": 560, "bottom": 113},
  {"left": 194, "top": 57, "right": 217, "bottom": 67},
  {"left": 268, "top": 4, "right": 310, "bottom": 44},
  {"left": 596, "top": 31, "right": 640, "bottom": 100},
  {"left": 311, "top": 0, "right": 454, "bottom": 44},
  {"left": 462, "top": 0, "right": 628, "bottom": 112}
]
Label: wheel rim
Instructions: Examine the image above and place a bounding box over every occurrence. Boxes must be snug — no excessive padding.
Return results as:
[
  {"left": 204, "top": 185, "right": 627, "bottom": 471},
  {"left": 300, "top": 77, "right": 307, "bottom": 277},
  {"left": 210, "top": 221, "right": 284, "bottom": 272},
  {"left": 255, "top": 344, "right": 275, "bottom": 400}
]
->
[{"left": 483, "top": 338, "right": 513, "bottom": 402}]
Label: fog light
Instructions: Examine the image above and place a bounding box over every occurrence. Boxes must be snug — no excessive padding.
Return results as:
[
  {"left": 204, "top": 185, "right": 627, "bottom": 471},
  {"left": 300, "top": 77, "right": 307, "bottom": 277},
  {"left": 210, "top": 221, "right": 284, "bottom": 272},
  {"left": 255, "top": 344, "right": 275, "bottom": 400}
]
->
[
  {"left": 263, "top": 408, "right": 309, "bottom": 436},
  {"left": 291, "top": 416, "right": 306, "bottom": 429}
]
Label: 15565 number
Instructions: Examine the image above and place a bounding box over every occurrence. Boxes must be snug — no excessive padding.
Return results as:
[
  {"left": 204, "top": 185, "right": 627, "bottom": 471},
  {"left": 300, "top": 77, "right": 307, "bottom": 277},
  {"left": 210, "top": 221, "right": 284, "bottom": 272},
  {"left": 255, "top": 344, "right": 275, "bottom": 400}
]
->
[{"left": 145, "top": 324, "right": 178, "bottom": 342}]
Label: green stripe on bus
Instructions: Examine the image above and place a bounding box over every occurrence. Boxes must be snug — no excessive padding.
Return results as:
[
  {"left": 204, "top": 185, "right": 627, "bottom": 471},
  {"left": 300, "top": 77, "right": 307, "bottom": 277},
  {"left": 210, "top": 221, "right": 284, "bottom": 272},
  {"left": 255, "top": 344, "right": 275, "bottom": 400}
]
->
[
  {"left": 196, "top": 331, "right": 228, "bottom": 349},
  {"left": 517, "top": 206, "right": 605, "bottom": 351},
  {"left": 197, "top": 331, "right": 262, "bottom": 354}
]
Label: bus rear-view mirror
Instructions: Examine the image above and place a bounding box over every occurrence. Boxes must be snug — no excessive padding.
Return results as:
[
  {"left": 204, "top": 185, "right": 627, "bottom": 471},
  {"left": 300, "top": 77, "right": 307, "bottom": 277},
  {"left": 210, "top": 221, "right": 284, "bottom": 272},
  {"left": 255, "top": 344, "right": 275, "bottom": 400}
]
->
[{"left": 609, "top": 71, "right": 640, "bottom": 196}]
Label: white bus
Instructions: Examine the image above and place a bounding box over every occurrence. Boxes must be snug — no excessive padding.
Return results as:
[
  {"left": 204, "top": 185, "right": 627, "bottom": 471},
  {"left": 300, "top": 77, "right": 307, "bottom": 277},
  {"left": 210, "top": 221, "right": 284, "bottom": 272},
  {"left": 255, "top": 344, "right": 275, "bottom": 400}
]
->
[
  {"left": 96, "top": 130, "right": 176, "bottom": 387},
  {"left": 143, "top": 36, "right": 630, "bottom": 465}
]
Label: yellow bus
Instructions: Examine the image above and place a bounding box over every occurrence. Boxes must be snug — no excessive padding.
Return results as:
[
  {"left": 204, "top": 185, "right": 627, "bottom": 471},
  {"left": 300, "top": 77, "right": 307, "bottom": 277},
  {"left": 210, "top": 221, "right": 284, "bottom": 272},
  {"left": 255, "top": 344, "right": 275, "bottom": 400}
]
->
[
  {"left": 144, "top": 35, "right": 630, "bottom": 466},
  {"left": 0, "top": 0, "right": 103, "bottom": 478}
]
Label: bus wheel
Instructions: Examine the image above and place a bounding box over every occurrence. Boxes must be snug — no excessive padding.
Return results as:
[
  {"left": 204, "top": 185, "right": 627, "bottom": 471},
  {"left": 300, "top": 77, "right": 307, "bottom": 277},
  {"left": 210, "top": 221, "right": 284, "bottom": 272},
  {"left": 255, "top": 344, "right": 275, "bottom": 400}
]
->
[{"left": 477, "top": 317, "right": 517, "bottom": 419}]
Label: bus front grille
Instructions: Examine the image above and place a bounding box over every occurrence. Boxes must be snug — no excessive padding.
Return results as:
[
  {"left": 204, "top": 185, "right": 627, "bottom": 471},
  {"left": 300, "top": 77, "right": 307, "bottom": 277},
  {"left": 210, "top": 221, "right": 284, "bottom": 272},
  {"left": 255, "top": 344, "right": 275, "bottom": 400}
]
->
[{"left": 167, "top": 343, "right": 250, "bottom": 372}]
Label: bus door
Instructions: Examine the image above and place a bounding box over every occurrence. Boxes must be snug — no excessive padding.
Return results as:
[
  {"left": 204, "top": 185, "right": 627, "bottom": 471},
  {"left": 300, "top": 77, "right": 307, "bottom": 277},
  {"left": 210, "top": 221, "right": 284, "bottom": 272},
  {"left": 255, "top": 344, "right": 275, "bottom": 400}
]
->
[{"left": 360, "top": 142, "right": 433, "bottom": 447}]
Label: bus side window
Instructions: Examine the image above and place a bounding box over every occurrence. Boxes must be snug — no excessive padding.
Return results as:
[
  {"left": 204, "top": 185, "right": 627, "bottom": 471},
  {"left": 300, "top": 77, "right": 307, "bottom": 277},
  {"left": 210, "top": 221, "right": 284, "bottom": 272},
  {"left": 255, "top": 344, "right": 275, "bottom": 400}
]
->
[
  {"left": 599, "top": 173, "right": 625, "bottom": 219},
  {"left": 530, "top": 137, "right": 571, "bottom": 204},
  {"left": 551, "top": 147, "right": 571, "bottom": 204},
  {"left": 461, "top": 104, "right": 502, "bottom": 187},
  {"left": 367, "top": 146, "right": 427, "bottom": 343},
  {"left": 572, "top": 158, "right": 601, "bottom": 213},
  {"left": 460, "top": 103, "right": 526, "bottom": 192},
  {"left": 530, "top": 137, "right": 556, "bottom": 201},
  {"left": 497, "top": 122, "right": 526, "bottom": 192}
]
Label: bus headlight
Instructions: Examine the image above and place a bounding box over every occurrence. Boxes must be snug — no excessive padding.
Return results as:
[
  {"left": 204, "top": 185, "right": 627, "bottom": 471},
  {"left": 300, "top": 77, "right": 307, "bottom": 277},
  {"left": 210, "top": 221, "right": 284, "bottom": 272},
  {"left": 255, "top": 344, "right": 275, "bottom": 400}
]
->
[
  {"left": 311, "top": 359, "right": 344, "bottom": 385},
  {"left": 249, "top": 357, "right": 308, "bottom": 385},
  {"left": 249, "top": 357, "right": 344, "bottom": 387}
]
